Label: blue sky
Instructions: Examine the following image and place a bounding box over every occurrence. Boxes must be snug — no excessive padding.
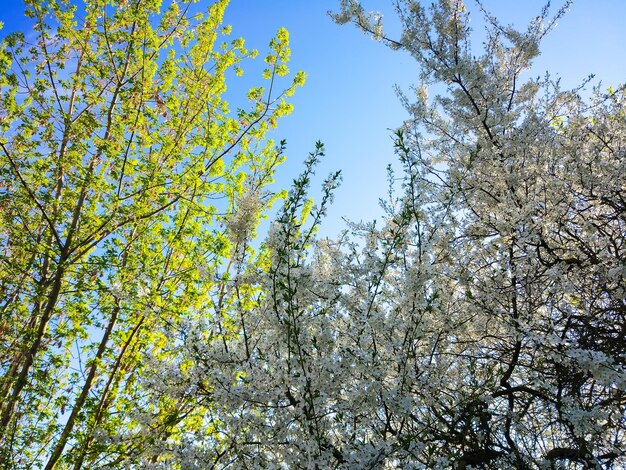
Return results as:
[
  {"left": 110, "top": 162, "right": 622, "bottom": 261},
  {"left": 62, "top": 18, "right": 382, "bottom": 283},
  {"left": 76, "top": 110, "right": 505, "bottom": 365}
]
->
[
  {"left": 221, "top": 1, "right": 626, "bottom": 237},
  {"left": 3, "top": 1, "right": 625, "bottom": 237}
]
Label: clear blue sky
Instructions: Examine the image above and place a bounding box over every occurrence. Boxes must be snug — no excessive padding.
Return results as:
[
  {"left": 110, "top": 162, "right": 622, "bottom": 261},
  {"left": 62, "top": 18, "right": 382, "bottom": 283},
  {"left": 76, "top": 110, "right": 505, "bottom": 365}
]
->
[
  {"left": 221, "top": 1, "right": 626, "bottom": 237},
  {"left": 3, "top": 1, "right": 625, "bottom": 237}
]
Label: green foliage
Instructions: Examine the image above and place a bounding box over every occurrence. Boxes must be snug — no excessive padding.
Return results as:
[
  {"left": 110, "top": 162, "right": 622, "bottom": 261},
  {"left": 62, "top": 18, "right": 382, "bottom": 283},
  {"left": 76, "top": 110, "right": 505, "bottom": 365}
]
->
[{"left": 0, "top": 0, "right": 304, "bottom": 467}]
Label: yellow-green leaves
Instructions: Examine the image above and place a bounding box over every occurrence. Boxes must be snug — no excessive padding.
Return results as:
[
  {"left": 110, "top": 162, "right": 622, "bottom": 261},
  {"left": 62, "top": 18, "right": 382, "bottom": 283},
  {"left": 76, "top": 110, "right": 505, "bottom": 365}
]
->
[
  {"left": 0, "top": 0, "right": 305, "bottom": 466},
  {"left": 263, "top": 27, "right": 291, "bottom": 78}
]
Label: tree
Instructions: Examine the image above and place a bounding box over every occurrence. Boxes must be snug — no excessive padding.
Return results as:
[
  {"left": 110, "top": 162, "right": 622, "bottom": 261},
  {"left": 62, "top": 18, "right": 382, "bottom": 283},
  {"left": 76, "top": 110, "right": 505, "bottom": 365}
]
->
[
  {"left": 155, "top": 1, "right": 625, "bottom": 468},
  {"left": 0, "top": 0, "right": 304, "bottom": 467}
]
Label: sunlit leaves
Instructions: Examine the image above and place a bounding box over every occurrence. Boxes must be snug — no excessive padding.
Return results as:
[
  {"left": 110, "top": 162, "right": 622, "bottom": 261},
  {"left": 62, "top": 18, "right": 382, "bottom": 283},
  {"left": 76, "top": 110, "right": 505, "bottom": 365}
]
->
[{"left": 0, "top": 0, "right": 304, "bottom": 467}]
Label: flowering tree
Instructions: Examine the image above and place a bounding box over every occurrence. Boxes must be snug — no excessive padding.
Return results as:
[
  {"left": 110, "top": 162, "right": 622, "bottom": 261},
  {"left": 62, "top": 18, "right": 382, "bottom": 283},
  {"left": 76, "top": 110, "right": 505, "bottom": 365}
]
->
[
  {"left": 0, "top": 0, "right": 304, "bottom": 467},
  {"left": 154, "top": 1, "right": 626, "bottom": 468}
]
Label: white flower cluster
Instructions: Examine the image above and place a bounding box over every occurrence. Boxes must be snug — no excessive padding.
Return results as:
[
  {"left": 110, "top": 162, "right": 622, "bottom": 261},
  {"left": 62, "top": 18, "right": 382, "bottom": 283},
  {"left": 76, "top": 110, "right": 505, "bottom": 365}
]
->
[
  {"left": 226, "top": 188, "right": 263, "bottom": 245},
  {"left": 141, "top": 1, "right": 626, "bottom": 468}
]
